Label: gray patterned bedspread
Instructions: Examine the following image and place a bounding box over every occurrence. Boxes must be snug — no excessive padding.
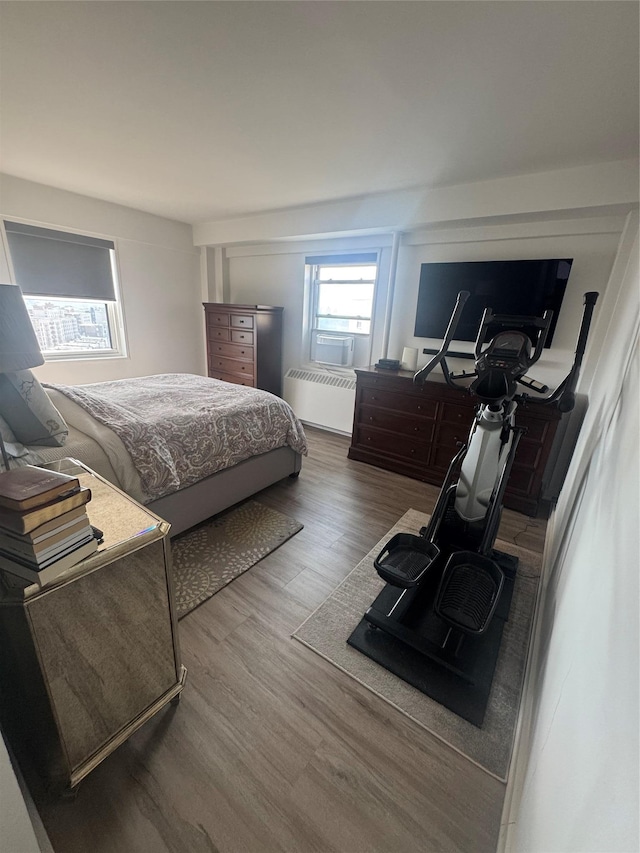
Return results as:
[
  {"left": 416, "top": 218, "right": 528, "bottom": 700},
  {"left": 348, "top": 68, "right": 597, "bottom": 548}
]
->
[{"left": 46, "top": 374, "right": 308, "bottom": 502}]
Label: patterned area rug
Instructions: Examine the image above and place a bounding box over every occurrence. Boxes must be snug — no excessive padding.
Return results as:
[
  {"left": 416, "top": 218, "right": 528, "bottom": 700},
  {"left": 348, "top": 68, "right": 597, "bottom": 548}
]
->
[
  {"left": 172, "top": 500, "right": 303, "bottom": 618},
  {"left": 293, "top": 508, "right": 541, "bottom": 781}
]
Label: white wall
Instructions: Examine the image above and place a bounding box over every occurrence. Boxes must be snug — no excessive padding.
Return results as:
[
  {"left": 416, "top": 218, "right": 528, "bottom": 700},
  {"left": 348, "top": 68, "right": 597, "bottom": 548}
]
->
[
  {"left": 0, "top": 733, "right": 45, "bottom": 853},
  {"left": 505, "top": 216, "right": 639, "bottom": 852},
  {"left": 0, "top": 174, "right": 203, "bottom": 385},
  {"left": 226, "top": 250, "right": 306, "bottom": 374}
]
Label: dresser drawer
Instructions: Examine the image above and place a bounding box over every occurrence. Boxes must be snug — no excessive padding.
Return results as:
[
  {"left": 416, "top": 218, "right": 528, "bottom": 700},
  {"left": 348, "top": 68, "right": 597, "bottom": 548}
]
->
[
  {"left": 357, "top": 405, "right": 435, "bottom": 440},
  {"left": 430, "top": 422, "right": 469, "bottom": 470},
  {"left": 231, "top": 329, "right": 254, "bottom": 345},
  {"left": 207, "top": 326, "right": 231, "bottom": 342},
  {"left": 208, "top": 356, "right": 255, "bottom": 379},
  {"left": 230, "top": 314, "right": 254, "bottom": 330},
  {"left": 440, "top": 401, "right": 475, "bottom": 425},
  {"left": 208, "top": 341, "right": 254, "bottom": 362},
  {"left": 513, "top": 438, "right": 543, "bottom": 469},
  {"left": 209, "top": 370, "right": 255, "bottom": 388},
  {"left": 354, "top": 426, "right": 429, "bottom": 464},
  {"left": 207, "top": 312, "right": 230, "bottom": 327},
  {"left": 505, "top": 465, "right": 536, "bottom": 495},
  {"left": 514, "top": 415, "right": 551, "bottom": 443},
  {"left": 360, "top": 387, "right": 437, "bottom": 419}
]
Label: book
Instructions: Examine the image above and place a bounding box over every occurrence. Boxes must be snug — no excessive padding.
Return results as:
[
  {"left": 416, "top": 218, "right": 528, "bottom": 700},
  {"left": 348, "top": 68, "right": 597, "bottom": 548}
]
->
[
  {"left": 0, "top": 507, "right": 90, "bottom": 547},
  {"left": 0, "top": 488, "right": 91, "bottom": 535},
  {"left": 0, "top": 533, "right": 94, "bottom": 570},
  {"left": 0, "top": 537, "right": 99, "bottom": 586},
  {"left": 0, "top": 465, "right": 80, "bottom": 511},
  {"left": 0, "top": 529, "right": 95, "bottom": 569},
  {"left": 7, "top": 505, "right": 90, "bottom": 543},
  {"left": 0, "top": 519, "right": 93, "bottom": 562}
]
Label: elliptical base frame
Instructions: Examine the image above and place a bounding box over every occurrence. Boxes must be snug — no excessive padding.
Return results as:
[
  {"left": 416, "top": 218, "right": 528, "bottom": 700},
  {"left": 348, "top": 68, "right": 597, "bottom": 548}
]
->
[{"left": 347, "top": 549, "right": 518, "bottom": 727}]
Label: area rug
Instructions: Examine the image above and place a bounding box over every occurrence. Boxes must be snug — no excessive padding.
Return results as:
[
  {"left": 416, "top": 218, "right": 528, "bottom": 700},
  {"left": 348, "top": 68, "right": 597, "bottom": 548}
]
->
[
  {"left": 292, "top": 508, "right": 541, "bottom": 781},
  {"left": 172, "top": 500, "right": 303, "bottom": 618}
]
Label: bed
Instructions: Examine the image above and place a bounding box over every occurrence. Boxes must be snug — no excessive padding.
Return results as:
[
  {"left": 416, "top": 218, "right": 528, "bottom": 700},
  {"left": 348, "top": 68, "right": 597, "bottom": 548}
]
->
[{"left": 0, "top": 373, "right": 307, "bottom": 536}]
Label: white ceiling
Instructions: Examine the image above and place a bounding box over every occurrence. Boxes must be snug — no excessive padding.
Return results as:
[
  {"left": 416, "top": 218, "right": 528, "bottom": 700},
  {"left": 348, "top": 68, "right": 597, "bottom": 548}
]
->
[{"left": 1, "top": 1, "right": 638, "bottom": 226}]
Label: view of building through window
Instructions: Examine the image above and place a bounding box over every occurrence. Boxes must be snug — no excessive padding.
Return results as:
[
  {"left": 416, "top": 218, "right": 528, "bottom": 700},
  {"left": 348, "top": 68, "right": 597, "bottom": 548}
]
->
[
  {"left": 24, "top": 296, "right": 114, "bottom": 354},
  {"left": 313, "top": 263, "right": 377, "bottom": 335}
]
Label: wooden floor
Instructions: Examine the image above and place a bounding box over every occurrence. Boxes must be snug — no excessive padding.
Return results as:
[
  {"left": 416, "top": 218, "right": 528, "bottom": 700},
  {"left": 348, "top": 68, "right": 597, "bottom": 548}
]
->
[{"left": 35, "top": 427, "right": 546, "bottom": 853}]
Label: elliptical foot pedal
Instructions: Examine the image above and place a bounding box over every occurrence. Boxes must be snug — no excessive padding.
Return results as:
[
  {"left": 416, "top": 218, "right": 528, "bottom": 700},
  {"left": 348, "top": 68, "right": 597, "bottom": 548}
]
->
[
  {"left": 374, "top": 533, "right": 440, "bottom": 588},
  {"left": 435, "top": 551, "right": 504, "bottom": 634}
]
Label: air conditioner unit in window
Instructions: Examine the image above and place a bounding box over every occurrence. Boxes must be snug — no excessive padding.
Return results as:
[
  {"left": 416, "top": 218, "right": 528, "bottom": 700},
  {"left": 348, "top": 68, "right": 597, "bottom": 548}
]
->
[{"left": 311, "top": 333, "right": 355, "bottom": 367}]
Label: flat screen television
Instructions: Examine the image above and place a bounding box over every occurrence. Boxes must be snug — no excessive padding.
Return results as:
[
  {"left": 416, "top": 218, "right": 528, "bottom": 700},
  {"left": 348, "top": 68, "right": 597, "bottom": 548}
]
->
[{"left": 414, "top": 259, "right": 573, "bottom": 347}]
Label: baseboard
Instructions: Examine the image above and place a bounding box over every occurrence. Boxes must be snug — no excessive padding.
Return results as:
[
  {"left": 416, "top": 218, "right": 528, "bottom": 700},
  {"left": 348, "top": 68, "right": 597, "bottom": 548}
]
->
[{"left": 300, "top": 420, "right": 352, "bottom": 438}]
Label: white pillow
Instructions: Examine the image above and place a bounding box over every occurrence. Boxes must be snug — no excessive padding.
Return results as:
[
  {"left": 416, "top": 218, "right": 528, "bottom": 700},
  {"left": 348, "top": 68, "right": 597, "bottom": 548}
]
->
[{"left": 0, "top": 370, "right": 68, "bottom": 446}]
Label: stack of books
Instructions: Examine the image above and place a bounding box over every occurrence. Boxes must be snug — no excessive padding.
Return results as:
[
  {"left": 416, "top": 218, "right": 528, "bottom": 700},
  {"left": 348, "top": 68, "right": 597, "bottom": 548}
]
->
[{"left": 0, "top": 466, "right": 98, "bottom": 586}]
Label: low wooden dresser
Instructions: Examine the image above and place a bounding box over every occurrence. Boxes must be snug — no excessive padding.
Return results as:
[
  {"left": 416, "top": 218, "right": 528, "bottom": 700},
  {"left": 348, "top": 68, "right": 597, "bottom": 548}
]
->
[
  {"left": 203, "top": 302, "right": 283, "bottom": 396},
  {"left": 0, "top": 459, "right": 186, "bottom": 795},
  {"left": 348, "top": 366, "right": 562, "bottom": 516}
]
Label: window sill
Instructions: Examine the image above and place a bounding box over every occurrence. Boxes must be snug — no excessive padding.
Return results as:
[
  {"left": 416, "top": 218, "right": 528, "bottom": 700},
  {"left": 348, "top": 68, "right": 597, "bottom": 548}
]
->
[{"left": 42, "top": 351, "right": 128, "bottom": 363}]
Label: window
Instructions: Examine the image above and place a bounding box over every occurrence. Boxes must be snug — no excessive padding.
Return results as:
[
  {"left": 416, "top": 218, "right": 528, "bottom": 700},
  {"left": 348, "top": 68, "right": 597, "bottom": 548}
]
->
[
  {"left": 308, "top": 253, "right": 378, "bottom": 336},
  {"left": 3, "top": 220, "right": 126, "bottom": 360}
]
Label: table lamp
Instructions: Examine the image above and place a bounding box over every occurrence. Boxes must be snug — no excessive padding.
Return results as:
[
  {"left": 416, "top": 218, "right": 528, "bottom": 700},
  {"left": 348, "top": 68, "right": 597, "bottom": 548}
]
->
[{"left": 0, "top": 284, "right": 44, "bottom": 471}]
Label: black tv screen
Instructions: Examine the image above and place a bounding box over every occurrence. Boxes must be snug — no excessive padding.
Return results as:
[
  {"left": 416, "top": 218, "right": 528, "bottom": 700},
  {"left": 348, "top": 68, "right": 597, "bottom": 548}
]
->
[{"left": 414, "top": 259, "right": 572, "bottom": 347}]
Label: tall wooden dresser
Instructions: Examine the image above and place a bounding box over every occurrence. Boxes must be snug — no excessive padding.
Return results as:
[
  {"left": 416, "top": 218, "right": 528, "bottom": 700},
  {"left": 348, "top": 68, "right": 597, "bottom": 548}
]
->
[
  {"left": 348, "top": 366, "right": 562, "bottom": 517},
  {"left": 203, "top": 303, "right": 284, "bottom": 396}
]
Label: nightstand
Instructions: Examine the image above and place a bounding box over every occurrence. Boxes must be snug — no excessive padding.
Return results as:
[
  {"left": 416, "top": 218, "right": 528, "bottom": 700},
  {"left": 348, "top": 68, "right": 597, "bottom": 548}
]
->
[{"left": 0, "top": 459, "right": 187, "bottom": 794}]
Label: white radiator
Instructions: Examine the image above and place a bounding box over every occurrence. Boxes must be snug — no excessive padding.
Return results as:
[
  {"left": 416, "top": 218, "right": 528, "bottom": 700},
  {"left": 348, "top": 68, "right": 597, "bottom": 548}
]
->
[{"left": 284, "top": 369, "right": 356, "bottom": 434}]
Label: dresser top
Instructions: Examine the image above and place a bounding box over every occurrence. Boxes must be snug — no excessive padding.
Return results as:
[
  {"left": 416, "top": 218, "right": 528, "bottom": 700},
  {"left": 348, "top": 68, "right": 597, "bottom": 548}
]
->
[{"left": 203, "top": 303, "right": 283, "bottom": 312}]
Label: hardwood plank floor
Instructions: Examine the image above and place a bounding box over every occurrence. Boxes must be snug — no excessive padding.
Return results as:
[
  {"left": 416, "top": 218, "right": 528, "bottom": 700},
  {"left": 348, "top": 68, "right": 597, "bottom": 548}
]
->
[{"left": 34, "top": 426, "right": 546, "bottom": 853}]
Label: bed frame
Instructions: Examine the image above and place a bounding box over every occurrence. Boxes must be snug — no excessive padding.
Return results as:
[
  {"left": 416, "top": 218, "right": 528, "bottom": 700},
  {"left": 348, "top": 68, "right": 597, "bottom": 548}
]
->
[{"left": 147, "top": 446, "right": 302, "bottom": 537}]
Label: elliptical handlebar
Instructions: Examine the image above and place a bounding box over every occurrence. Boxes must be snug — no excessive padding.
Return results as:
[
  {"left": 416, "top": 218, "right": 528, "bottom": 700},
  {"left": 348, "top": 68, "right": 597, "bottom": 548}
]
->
[
  {"left": 412, "top": 290, "right": 599, "bottom": 411},
  {"left": 543, "top": 291, "right": 599, "bottom": 412},
  {"left": 413, "top": 290, "right": 470, "bottom": 386}
]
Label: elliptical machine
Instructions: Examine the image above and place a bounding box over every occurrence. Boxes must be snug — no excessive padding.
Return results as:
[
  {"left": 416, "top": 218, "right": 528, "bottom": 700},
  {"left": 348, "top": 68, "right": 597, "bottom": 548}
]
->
[{"left": 348, "top": 290, "right": 598, "bottom": 726}]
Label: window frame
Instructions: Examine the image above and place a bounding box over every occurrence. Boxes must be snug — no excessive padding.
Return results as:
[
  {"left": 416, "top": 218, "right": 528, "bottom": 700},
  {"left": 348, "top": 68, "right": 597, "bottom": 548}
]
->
[
  {"left": 2, "top": 219, "right": 128, "bottom": 362},
  {"left": 308, "top": 256, "right": 379, "bottom": 339}
]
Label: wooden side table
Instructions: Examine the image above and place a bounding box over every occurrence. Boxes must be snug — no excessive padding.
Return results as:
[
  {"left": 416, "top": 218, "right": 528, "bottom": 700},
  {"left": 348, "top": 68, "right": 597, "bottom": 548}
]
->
[{"left": 0, "top": 459, "right": 187, "bottom": 794}]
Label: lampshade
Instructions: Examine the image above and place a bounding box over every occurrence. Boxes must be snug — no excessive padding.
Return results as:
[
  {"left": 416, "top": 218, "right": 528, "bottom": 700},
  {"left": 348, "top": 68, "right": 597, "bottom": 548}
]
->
[{"left": 0, "top": 283, "right": 44, "bottom": 371}]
